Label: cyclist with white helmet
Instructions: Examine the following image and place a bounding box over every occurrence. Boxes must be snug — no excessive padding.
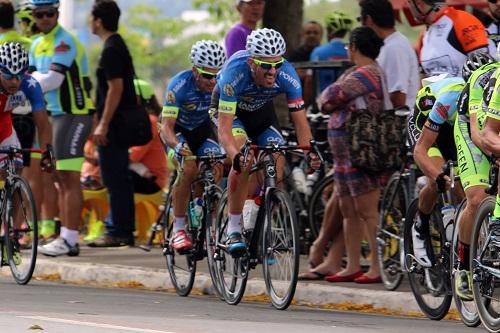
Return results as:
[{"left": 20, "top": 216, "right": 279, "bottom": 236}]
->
[
  {"left": 214, "top": 28, "right": 320, "bottom": 256},
  {"left": 161, "top": 40, "right": 226, "bottom": 251},
  {"left": 453, "top": 52, "right": 498, "bottom": 300}
]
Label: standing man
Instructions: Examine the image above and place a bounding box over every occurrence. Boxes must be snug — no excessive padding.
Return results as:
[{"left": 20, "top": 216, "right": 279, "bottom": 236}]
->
[
  {"left": 88, "top": 0, "right": 136, "bottom": 247},
  {"left": 225, "top": 0, "right": 265, "bottom": 58},
  {"left": 359, "top": 0, "right": 419, "bottom": 109},
  {"left": 30, "top": 0, "right": 94, "bottom": 257}
]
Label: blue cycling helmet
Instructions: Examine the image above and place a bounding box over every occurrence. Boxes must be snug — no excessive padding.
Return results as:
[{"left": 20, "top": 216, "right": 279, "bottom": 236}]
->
[{"left": 29, "top": 0, "right": 59, "bottom": 8}]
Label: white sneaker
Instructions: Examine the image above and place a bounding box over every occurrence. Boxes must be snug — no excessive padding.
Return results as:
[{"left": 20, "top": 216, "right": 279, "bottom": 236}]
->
[
  {"left": 411, "top": 221, "right": 433, "bottom": 268},
  {"left": 38, "top": 237, "right": 80, "bottom": 257}
]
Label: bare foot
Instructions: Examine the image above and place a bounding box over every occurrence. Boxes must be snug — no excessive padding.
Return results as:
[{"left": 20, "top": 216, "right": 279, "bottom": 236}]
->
[{"left": 308, "top": 242, "right": 324, "bottom": 269}]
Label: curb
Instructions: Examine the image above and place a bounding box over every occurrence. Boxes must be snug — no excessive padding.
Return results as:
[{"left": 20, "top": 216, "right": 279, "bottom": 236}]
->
[{"left": 2, "top": 259, "right": 426, "bottom": 315}]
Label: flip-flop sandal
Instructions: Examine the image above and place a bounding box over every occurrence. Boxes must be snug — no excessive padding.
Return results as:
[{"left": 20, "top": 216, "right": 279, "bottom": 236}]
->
[{"left": 298, "top": 271, "right": 327, "bottom": 281}]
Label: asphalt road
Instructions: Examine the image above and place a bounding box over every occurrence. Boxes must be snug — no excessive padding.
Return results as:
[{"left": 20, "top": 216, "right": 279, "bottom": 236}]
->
[{"left": 0, "top": 277, "right": 477, "bottom": 333}]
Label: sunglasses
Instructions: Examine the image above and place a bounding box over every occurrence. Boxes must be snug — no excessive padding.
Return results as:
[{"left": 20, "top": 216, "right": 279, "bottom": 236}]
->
[
  {"left": 196, "top": 67, "right": 218, "bottom": 80},
  {"left": 1, "top": 71, "right": 25, "bottom": 81},
  {"left": 252, "top": 58, "right": 284, "bottom": 71},
  {"left": 33, "top": 10, "right": 57, "bottom": 19}
]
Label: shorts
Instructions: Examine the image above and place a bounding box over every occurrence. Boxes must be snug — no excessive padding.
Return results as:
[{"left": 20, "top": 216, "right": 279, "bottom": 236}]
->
[
  {"left": 12, "top": 113, "right": 35, "bottom": 166},
  {"left": 231, "top": 101, "right": 285, "bottom": 145},
  {"left": 52, "top": 114, "right": 92, "bottom": 172},
  {"left": 454, "top": 116, "right": 489, "bottom": 190},
  {"left": 0, "top": 130, "right": 22, "bottom": 168}
]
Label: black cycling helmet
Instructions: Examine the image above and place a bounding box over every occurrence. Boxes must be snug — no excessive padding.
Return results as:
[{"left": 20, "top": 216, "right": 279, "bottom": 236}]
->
[{"left": 462, "top": 52, "right": 496, "bottom": 81}]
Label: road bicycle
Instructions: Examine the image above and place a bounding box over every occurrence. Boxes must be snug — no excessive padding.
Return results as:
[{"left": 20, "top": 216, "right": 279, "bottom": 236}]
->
[{"left": 214, "top": 140, "right": 322, "bottom": 310}]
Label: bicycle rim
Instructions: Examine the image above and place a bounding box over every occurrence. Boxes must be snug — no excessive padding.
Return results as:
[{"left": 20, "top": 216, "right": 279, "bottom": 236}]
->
[
  {"left": 214, "top": 190, "right": 248, "bottom": 305},
  {"left": 307, "top": 175, "right": 334, "bottom": 239},
  {"left": 205, "top": 186, "right": 224, "bottom": 300},
  {"left": 262, "top": 188, "right": 299, "bottom": 310},
  {"left": 4, "top": 176, "right": 38, "bottom": 285},
  {"left": 377, "top": 172, "right": 406, "bottom": 291},
  {"left": 451, "top": 199, "right": 480, "bottom": 327},
  {"left": 164, "top": 194, "right": 196, "bottom": 297},
  {"left": 471, "top": 197, "right": 499, "bottom": 332},
  {"left": 404, "top": 198, "right": 452, "bottom": 320}
]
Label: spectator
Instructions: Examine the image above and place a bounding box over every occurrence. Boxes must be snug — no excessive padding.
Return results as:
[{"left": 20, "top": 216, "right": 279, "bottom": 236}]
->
[
  {"left": 309, "top": 11, "right": 352, "bottom": 95},
  {"left": 318, "top": 26, "right": 385, "bottom": 284},
  {"left": 359, "top": 0, "right": 419, "bottom": 109},
  {"left": 225, "top": 0, "right": 265, "bottom": 58},
  {"left": 81, "top": 138, "right": 102, "bottom": 190},
  {"left": 289, "top": 21, "right": 323, "bottom": 108},
  {"left": 15, "top": 0, "right": 40, "bottom": 38},
  {"left": 0, "top": 0, "right": 31, "bottom": 48},
  {"left": 487, "top": 0, "right": 500, "bottom": 48},
  {"left": 129, "top": 79, "right": 167, "bottom": 194},
  {"left": 409, "top": 0, "right": 490, "bottom": 77},
  {"left": 31, "top": 0, "right": 94, "bottom": 257},
  {"left": 88, "top": 0, "right": 136, "bottom": 247}
]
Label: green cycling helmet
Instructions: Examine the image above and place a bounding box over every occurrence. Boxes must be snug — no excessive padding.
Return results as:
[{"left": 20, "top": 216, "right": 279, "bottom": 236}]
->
[
  {"left": 325, "top": 11, "right": 353, "bottom": 33},
  {"left": 134, "top": 79, "right": 154, "bottom": 101}
]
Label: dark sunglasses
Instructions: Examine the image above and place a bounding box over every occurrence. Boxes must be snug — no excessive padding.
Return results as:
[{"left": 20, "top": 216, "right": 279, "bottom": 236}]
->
[
  {"left": 195, "top": 67, "right": 217, "bottom": 80},
  {"left": 253, "top": 58, "right": 284, "bottom": 71},
  {"left": 33, "top": 10, "right": 57, "bottom": 19},
  {"left": 1, "top": 71, "right": 25, "bottom": 81}
]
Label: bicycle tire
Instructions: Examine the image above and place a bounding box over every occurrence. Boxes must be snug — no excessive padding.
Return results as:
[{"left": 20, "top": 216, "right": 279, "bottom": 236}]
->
[
  {"left": 307, "top": 174, "right": 334, "bottom": 239},
  {"left": 205, "top": 186, "right": 224, "bottom": 300},
  {"left": 377, "top": 171, "right": 407, "bottom": 291},
  {"left": 214, "top": 190, "right": 248, "bottom": 305},
  {"left": 450, "top": 199, "right": 481, "bottom": 327},
  {"left": 164, "top": 192, "right": 196, "bottom": 297},
  {"left": 4, "top": 175, "right": 38, "bottom": 285},
  {"left": 262, "top": 188, "right": 300, "bottom": 310},
  {"left": 404, "top": 198, "right": 452, "bottom": 320},
  {"left": 471, "top": 196, "right": 499, "bottom": 332}
]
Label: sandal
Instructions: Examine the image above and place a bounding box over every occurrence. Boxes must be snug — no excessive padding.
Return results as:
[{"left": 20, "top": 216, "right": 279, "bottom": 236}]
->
[{"left": 298, "top": 271, "right": 327, "bottom": 281}]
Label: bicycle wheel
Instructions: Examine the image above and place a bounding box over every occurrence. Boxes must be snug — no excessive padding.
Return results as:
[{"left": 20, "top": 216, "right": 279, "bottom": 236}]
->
[
  {"left": 262, "top": 188, "right": 299, "bottom": 310},
  {"left": 205, "top": 186, "right": 224, "bottom": 300},
  {"left": 307, "top": 174, "right": 334, "bottom": 239},
  {"left": 451, "top": 199, "right": 480, "bottom": 327},
  {"left": 4, "top": 176, "right": 38, "bottom": 285},
  {"left": 471, "top": 196, "right": 499, "bottom": 332},
  {"left": 404, "top": 198, "right": 452, "bottom": 320},
  {"left": 164, "top": 192, "right": 196, "bottom": 297},
  {"left": 214, "top": 190, "right": 248, "bottom": 305},
  {"left": 377, "top": 171, "right": 407, "bottom": 291}
]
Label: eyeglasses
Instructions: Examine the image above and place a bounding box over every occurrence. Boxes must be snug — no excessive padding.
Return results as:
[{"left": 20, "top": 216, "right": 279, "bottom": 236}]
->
[
  {"left": 33, "top": 10, "right": 57, "bottom": 19},
  {"left": 1, "top": 71, "right": 25, "bottom": 81},
  {"left": 252, "top": 58, "right": 284, "bottom": 71},
  {"left": 195, "top": 67, "right": 217, "bottom": 80}
]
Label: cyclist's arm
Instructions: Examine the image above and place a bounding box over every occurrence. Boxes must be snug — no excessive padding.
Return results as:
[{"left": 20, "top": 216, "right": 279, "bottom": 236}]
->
[
  {"left": 470, "top": 113, "right": 490, "bottom": 155},
  {"left": 218, "top": 112, "right": 238, "bottom": 159},
  {"left": 25, "top": 76, "right": 52, "bottom": 149},
  {"left": 161, "top": 116, "right": 180, "bottom": 150},
  {"left": 481, "top": 117, "right": 500, "bottom": 155},
  {"left": 290, "top": 109, "right": 312, "bottom": 146},
  {"left": 413, "top": 127, "right": 441, "bottom": 180},
  {"left": 32, "top": 111, "right": 52, "bottom": 150}
]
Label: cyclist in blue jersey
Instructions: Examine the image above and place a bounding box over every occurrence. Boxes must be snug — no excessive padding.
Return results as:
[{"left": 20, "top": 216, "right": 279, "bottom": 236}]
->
[
  {"left": 161, "top": 40, "right": 226, "bottom": 251},
  {"left": 215, "top": 28, "right": 320, "bottom": 256}
]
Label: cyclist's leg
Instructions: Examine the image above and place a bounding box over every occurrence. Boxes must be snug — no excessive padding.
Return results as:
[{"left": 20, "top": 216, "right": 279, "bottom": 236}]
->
[{"left": 255, "top": 123, "right": 286, "bottom": 184}]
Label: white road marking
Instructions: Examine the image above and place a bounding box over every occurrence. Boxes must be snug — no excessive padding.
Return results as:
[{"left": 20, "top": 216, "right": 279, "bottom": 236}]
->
[{"left": 17, "top": 315, "right": 176, "bottom": 333}]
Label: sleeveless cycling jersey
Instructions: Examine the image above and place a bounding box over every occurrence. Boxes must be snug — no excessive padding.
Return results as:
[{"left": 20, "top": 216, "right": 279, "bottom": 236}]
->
[
  {"left": 418, "top": 8, "right": 489, "bottom": 77},
  {"left": 0, "top": 30, "right": 31, "bottom": 52},
  {"left": 217, "top": 50, "right": 304, "bottom": 115},
  {"left": 0, "top": 75, "right": 45, "bottom": 142},
  {"left": 162, "top": 70, "right": 212, "bottom": 131},
  {"left": 29, "top": 24, "right": 93, "bottom": 116}
]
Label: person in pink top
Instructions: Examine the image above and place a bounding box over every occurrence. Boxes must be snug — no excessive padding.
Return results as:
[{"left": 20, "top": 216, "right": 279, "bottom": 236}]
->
[{"left": 224, "top": 0, "right": 265, "bottom": 58}]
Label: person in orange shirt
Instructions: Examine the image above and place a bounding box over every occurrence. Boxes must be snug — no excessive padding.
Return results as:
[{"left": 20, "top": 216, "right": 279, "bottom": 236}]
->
[{"left": 409, "top": 0, "right": 492, "bottom": 77}]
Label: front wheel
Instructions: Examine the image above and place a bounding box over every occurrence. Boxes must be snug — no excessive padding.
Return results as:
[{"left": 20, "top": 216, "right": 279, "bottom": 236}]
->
[
  {"left": 205, "top": 186, "right": 224, "bottom": 300},
  {"left": 4, "top": 176, "right": 38, "bottom": 285},
  {"left": 262, "top": 188, "right": 299, "bottom": 310}
]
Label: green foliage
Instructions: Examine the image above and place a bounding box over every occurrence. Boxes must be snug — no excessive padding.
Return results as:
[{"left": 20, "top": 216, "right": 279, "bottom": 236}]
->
[{"left": 192, "top": 0, "right": 238, "bottom": 28}]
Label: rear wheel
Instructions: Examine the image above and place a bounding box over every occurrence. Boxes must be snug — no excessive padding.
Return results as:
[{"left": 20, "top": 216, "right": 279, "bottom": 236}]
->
[
  {"left": 4, "top": 176, "right": 38, "bottom": 285},
  {"left": 262, "top": 188, "right": 299, "bottom": 310},
  {"left": 164, "top": 193, "right": 196, "bottom": 297},
  {"left": 205, "top": 186, "right": 224, "bottom": 300},
  {"left": 307, "top": 174, "right": 334, "bottom": 239}
]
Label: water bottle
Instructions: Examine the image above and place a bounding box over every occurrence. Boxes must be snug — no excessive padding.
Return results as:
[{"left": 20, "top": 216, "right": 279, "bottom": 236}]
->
[
  {"left": 291, "top": 166, "right": 307, "bottom": 194},
  {"left": 441, "top": 205, "right": 455, "bottom": 242},
  {"left": 189, "top": 197, "right": 204, "bottom": 229},
  {"left": 242, "top": 196, "right": 260, "bottom": 231},
  {"left": 305, "top": 171, "right": 319, "bottom": 196}
]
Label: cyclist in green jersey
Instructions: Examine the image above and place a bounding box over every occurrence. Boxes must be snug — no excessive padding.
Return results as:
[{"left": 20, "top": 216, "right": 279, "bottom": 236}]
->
[
  {"left": 15, "top": 0, "right": 40, "bottom": 38},
  {"left": 454, "top": 53, "right": 497, "bottom": 300}
]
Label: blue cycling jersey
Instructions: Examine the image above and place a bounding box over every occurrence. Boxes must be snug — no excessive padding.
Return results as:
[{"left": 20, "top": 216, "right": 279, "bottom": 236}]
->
[
  {"left": 425, "top": 77, "right": 465, "bottom": 130},
  {"left": 162, "top": 70, "right": 212, "bottom": 131},
  {"left": 217, "top": 50, "right": 304, "bottom": 115},
  {"left": 6, "top": 75, "right": 45, "bottom": 112},
  {"left": 309, "top": 39, "right": 348, "bottom": 92}
]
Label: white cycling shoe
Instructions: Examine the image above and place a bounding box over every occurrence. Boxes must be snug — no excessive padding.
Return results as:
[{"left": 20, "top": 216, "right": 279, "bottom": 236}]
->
[{"left": 411, "top": 222, "right": 433, "bottom": 268}]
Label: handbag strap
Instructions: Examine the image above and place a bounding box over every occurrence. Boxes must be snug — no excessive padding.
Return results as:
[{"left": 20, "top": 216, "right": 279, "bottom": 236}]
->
[{"left": 354, "top": 68, "right": 393, "bottom": 111}]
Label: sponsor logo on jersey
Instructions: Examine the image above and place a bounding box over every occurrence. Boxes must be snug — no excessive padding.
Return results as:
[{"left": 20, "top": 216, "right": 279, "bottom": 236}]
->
[
  {"left": 55, "top": 41, "right": 71, "bottom": 53},
  {"left": 172, "top": 79, "right": 187, "bottom": 94},
  {"left": 223, "top": 84, "right": 234, "bottom": 97},
  {"left": 166, "top": 91, "right": 176, "bottom": 104},
  {"left": 279, "top": 71, "right": 300, "bottom": 90},
  {"left": 184, "top": 103, "right": 197, "bottom": 111}
]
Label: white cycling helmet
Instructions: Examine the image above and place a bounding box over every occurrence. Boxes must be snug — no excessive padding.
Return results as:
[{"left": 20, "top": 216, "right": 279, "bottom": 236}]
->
[
  {"left": 246, "top": 28, "right": 286, "bottom": 57},
  {"left": 0, "top": 42, "right": 29, "bottom": 75},
  {"left": 190, "top": 40, "right": 226, "bottom": 70},
  {"left": 29, "top": 0, "right": 59, "bottom": 7}
]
